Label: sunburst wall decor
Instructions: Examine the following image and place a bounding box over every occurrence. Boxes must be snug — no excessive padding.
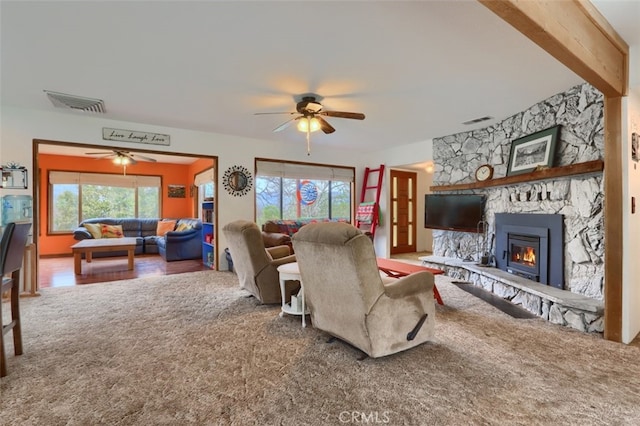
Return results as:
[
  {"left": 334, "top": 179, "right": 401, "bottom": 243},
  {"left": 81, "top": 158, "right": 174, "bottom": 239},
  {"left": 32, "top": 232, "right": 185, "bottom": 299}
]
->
[{"left": 223, "top": 165, "right": 253, "bottom": 197}]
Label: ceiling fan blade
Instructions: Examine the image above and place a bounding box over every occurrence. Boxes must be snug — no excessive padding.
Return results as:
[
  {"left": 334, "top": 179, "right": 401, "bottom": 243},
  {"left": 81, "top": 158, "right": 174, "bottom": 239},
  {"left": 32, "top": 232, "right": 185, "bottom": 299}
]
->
[
  {"left": 273, "top": 116, "right": 300, "bottom": 132},
  {"left": 133, "top": 153, "right": 157, "bottom": 162},
  {"left": 321, "top": 111, "right": 365, "bottom": 120},
  {"left": 318, "top": 117, "right": 336, "bottom": 134},
  {"left": 254, "top": 111, "right": 297, "bottom": 115},
  {"left": 85, "top": 151, "right": 114, "bottom": 155}
]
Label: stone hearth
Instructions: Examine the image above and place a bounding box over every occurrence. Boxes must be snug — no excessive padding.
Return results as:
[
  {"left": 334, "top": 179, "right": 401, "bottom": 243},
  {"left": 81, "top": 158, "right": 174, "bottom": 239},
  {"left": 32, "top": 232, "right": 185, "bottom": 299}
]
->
[{"left": 420, "top": 255, "right": 603, "bottom": 332}]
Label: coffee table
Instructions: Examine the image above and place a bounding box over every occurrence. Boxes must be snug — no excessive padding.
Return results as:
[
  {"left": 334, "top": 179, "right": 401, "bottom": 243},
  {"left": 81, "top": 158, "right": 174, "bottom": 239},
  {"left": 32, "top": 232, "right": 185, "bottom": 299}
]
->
[
  {"left": 376, "top": 258, "right": 445, "bottom": 305},
  {"left": 71, "top": 237, "right": 138, "bottom": 275}
]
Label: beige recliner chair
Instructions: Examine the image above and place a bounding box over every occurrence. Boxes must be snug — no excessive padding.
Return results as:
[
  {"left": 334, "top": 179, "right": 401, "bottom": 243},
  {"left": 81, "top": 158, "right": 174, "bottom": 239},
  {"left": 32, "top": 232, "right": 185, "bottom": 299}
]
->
[
  {"left": 223, "top": 220, "right": 298, "bottom": 304},
  {"left": 292, "top": 222, "right": 435, "bottom": 358}
]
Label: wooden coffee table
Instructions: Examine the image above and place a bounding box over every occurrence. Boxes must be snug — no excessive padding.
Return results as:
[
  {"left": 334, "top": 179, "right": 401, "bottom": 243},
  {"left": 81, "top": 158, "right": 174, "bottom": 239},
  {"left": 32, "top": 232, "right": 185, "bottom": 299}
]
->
[
  {"left": 71, "top": 237, "right": 138, "bottom": 275},
  {"left": 377, "top": 258, "right": 445, "bottom": 305}
]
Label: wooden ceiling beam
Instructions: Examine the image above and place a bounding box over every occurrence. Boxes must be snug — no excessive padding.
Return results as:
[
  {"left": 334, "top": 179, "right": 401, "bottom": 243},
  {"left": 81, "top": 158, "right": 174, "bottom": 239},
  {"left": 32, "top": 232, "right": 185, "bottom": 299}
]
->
[{"left": 479, "top": 0, "right": 628, "bottom": 97}]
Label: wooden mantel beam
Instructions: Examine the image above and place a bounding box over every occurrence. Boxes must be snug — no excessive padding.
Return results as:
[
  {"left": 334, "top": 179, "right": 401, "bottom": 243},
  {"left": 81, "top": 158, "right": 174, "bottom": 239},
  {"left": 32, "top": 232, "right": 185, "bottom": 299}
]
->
[{"left": 479, "top": 0, "right": 628, "bottom": 97}]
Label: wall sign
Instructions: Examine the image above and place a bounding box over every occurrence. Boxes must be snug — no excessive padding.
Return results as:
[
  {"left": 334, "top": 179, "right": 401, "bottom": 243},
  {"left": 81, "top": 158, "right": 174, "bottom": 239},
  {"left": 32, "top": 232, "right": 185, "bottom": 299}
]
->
[{"left": 102, "top": 128, "right": 170, "bottom": 146}]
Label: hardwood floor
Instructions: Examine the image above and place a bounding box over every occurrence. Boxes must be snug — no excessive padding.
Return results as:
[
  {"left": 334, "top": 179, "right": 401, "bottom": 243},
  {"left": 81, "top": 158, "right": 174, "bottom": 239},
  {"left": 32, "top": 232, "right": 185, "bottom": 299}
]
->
[
  {"left": 38, "top": 254, "right": 210, "bottom": 288},
  {"left": 390, "top": 251, "right": 432, "bottom": 265}
]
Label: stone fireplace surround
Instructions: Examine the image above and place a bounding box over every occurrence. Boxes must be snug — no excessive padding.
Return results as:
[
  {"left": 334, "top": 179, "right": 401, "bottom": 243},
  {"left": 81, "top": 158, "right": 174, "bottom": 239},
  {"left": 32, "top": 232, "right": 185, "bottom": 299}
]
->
[{"left": 422, "top": 83, "right": 605, "bottom": 333}]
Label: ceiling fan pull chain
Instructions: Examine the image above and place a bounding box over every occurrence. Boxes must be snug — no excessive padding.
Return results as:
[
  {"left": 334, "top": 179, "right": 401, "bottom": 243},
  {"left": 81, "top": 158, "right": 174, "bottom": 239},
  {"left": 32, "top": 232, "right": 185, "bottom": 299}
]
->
[{"left": 306, "top": 127, "right": 311, "bottom": 156}]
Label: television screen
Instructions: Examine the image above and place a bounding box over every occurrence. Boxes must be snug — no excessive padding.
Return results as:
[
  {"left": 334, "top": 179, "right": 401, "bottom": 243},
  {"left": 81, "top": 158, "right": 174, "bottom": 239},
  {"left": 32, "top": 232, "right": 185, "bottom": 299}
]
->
[{"left": 424, "top": 194, "right": 486, "bottom": 233}]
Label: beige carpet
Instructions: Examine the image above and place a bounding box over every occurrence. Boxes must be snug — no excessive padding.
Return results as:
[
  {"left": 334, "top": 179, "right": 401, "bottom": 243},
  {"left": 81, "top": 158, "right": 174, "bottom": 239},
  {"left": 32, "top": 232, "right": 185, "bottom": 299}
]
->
[{"left": 1, "top": 271, "right": 640, "bottom": 425}]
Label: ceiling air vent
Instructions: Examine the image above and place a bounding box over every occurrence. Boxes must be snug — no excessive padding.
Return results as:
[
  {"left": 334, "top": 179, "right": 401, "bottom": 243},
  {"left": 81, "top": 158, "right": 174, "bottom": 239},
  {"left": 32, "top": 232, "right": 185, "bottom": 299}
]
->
[
  {"left": 462, "top": 116, "right": 493, "bottom": 126},
  {"left": 44, "top": 90, "right": 106, "bottom": 113}
]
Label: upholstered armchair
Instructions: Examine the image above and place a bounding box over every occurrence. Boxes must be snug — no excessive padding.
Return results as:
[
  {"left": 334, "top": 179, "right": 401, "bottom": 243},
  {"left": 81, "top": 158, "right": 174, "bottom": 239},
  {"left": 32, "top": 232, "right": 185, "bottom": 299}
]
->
[
  {"left": 292, "top": 222, "right": 436, "bottom": 358},
  {"left": 222, "top": 220, "right": 298, "bottom": 304}
]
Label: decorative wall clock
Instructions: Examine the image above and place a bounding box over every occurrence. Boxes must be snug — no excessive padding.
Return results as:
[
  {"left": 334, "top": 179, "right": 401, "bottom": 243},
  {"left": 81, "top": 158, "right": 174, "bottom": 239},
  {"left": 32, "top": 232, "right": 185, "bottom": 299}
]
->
[
  {"left": 223, "top": 165, "right": 253, "bottom": 197},
  {"left": 475, "top": 164, "right": 494, "bottom": 182}
]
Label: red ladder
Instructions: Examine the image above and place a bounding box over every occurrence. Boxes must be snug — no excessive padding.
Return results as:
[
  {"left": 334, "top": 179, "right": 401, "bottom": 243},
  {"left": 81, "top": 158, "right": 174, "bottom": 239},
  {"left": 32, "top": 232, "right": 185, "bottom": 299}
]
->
[{"left": 355, "top": 165, "right": 385, "bottom": 238}]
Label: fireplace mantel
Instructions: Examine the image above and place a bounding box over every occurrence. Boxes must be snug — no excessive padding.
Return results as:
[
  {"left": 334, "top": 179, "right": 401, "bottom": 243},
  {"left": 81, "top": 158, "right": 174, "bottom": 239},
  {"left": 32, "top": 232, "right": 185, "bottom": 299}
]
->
[{"left": 430, "top": 160, "right": 603, "bottom": 192}]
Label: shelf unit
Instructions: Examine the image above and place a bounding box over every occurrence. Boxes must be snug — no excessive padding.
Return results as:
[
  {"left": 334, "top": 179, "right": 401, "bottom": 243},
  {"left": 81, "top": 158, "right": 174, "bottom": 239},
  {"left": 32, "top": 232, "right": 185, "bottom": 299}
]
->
[
  {"left": 201, "top": 199, "right": 215, "bottom": 269},
  {"left": 429, "top": 160, "right": 604, "bottom": 192}
]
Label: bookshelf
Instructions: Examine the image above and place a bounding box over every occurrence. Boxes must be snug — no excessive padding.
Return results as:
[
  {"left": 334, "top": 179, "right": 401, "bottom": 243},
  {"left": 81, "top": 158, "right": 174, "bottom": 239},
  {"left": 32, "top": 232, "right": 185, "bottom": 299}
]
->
[{"left": 201, "top": 199, "right": 215, "bottom": 269}]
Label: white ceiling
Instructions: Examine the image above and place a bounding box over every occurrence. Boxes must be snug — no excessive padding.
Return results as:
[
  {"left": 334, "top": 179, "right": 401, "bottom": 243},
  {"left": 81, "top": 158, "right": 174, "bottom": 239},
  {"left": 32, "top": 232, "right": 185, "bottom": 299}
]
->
[{"left": 1, "top": 1, "right": 638, "bottom": 162}]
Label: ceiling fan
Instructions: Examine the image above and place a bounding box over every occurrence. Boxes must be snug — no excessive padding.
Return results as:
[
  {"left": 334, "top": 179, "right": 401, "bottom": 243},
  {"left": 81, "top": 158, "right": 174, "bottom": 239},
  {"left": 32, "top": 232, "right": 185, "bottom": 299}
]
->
[
  {"left": 85, "top": 150, "right": 157, "bottom": 165},
  {"left": 255, "top": 94, "right": 365, "bottom": 154}
]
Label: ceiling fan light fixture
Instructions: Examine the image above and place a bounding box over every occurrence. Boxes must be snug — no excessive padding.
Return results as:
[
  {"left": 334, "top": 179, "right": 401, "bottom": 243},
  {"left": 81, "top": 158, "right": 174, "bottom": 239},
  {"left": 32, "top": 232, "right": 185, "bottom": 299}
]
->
[
  {"left": 297, "top": 116, "right": 321, "bottom": 133},
  {"left": 113, "top": 155, "right": 130, "bottom": 165}
]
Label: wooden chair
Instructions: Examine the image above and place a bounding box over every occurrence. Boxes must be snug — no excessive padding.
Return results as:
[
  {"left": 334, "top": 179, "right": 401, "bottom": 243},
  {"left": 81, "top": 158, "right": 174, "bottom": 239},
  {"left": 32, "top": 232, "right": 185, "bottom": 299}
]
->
[{"left": 1, "top": 222, "right": 32, "bottom": 377}]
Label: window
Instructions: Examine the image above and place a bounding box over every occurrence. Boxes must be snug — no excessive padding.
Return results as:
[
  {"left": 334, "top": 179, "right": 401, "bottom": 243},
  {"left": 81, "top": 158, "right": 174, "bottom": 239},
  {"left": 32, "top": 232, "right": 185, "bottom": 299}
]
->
[
  {"left": 194, "top": 167, "right": 215, "bottom": 204},
  {"left": 48, "top": 171, "right": 161, "bottom": 233},
  {"left": 255, "top": 160, "right": 354, "bottom": 226}
]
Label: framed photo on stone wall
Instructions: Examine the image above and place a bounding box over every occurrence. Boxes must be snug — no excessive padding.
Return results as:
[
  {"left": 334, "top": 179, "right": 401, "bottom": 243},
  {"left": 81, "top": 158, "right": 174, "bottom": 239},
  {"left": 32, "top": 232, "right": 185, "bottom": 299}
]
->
[{"left": 507, "top": 125, "right": 560, "bottom": 176}]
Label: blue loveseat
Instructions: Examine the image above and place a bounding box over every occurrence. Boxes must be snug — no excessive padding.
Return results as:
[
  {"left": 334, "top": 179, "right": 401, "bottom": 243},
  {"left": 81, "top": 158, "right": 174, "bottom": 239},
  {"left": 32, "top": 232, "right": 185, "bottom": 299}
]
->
[{"left": 73, "top": 217, "right": 202, "bottom": 261}]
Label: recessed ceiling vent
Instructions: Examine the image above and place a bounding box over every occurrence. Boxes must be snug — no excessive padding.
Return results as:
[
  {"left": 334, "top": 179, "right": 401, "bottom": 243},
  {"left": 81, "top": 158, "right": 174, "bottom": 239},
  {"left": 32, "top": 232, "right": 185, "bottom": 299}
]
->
[
  {"left": 44, "top": 90, "right": 106, "bottom": 113},
  {"left": 462, "top": 116, "right": 493, "bottom": 125}
]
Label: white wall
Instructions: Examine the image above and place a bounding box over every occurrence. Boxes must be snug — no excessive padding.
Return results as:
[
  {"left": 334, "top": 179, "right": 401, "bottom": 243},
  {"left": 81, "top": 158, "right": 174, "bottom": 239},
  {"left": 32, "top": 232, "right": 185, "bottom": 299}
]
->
[
  {"left": 1, "top": 106, "right": 403, "bottom": 268},
  {"left": 622, "top": 47, "right": 640, "bottom": 343}
]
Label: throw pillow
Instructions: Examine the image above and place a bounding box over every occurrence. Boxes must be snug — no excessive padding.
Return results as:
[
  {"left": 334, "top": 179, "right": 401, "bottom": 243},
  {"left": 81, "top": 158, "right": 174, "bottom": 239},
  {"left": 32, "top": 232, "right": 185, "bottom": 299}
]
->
[
  {"left": 101, "top": 224, "right": 124, "bottom": 238},
  {"left": 156, "top": 220, "right": 177, "bottom": 236},
  {"left": 175, "top": 222, "right": 193, "bottom": 232},
  {"left": 84, "top": 223, "right": 102, "bottom": 239}
]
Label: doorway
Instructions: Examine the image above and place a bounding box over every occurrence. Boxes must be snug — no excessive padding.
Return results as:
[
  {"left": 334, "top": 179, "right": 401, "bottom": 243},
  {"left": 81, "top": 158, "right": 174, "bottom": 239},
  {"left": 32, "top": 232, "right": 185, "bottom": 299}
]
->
[
  {"left": 390, "top": 169, "right": 417, "bottom": 255},
  {"left": 32, "top": 139, "right": 216, "bottom": 288}
]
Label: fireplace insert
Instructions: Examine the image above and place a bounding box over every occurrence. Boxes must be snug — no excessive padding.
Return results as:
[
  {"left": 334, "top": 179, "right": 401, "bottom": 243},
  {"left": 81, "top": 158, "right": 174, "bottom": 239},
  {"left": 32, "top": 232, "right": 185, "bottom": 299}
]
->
[
  {"left": 507, "top": 233, "right": 540, "bottom": 281},
  {"left": 495, "top": 213, "right": 563, "bottom": 289}
]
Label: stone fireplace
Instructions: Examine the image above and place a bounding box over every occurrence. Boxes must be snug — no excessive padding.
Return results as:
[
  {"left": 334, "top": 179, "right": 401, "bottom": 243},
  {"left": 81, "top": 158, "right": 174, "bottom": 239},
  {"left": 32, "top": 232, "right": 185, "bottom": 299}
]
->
[
  {"left": 422, "top": 82, "right": 606, "bottom": 332},
  {"left": 495, "top": 213, "right": 564, "bottom": 289}
]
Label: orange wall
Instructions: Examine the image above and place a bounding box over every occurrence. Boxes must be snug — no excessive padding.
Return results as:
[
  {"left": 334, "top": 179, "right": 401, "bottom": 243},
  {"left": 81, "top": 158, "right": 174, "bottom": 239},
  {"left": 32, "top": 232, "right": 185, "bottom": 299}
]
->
[{"left": 39, "top": 154, "right": 196, "bottom": 255}]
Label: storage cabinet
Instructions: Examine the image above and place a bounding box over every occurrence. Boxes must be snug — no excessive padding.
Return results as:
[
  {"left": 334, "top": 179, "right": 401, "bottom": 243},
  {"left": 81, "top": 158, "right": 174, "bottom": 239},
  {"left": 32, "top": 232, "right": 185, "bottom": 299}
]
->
[{"left": 201, "top": 199, "right": 215, "bottom": 269}]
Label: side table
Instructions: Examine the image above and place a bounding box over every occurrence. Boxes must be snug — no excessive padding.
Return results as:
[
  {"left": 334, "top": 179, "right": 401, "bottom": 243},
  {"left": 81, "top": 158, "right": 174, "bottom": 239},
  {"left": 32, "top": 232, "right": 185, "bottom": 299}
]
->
[{"left": 277, "top": 262, "right": 309, "bottom": 328}]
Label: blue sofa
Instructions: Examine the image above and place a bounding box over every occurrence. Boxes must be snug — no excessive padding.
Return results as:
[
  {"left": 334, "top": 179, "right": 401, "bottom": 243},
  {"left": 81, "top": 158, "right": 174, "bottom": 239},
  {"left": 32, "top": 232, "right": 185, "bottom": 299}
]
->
[{"left": 73, "top": 217, "right": 202, "bottom": 261}]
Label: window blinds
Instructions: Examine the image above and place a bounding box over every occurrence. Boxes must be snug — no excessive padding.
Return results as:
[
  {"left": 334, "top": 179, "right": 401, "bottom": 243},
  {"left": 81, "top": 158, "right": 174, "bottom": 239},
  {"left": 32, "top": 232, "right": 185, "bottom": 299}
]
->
[
  {"left": 256, "top": 160, "right": 354, "bottom": 182},
  {"left": 193, "top": 167, "right": 214, "bottom": 187},
  {"left": 49, "top": 171, "right": 160, "bottom": 188}
]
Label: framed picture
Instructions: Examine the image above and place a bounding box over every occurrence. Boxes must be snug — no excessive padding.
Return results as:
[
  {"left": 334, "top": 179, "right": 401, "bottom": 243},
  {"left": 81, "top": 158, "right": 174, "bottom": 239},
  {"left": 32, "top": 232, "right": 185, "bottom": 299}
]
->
[
  {"left": 507, "top": 125, "right": 561, "bottom": 176},
  {"left": 167, "top": 184, "right": 186, "bottom": 198},
  {"left": 632, "top": 132, "right": 639, "bottom": 162}
]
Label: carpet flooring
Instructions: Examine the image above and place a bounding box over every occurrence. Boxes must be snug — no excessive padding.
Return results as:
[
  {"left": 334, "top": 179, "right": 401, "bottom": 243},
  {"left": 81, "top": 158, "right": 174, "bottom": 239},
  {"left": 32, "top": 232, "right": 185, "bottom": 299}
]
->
[{"left": 1, "top": 270, "right": 640, "bottom": 425}]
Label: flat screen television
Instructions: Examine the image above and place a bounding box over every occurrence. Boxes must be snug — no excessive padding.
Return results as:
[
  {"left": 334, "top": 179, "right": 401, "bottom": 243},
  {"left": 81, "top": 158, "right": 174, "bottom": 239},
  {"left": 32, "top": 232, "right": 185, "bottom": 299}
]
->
[{"left": 424, "top": 194, "right": 486, "bottom": 233}]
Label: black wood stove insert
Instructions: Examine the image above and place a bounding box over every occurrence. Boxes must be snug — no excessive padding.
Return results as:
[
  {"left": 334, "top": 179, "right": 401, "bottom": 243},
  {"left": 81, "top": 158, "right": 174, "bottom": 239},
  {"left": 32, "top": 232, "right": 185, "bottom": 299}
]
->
[
  {"left": 495, "top": 213, "right": 564, "bottom": 289},
  {"left": 507, "top": 233, "right": 541, "bottom": 281}
]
